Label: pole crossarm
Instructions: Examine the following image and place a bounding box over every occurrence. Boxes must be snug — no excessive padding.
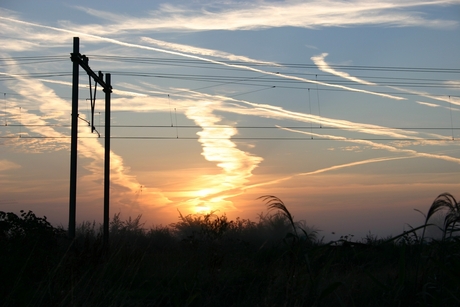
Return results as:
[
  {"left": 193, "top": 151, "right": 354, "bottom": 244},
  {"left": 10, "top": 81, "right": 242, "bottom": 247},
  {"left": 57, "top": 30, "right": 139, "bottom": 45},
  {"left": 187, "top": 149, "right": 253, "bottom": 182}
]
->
[{"left": 70, "top": 53, "right": 112, "bottom": 93}]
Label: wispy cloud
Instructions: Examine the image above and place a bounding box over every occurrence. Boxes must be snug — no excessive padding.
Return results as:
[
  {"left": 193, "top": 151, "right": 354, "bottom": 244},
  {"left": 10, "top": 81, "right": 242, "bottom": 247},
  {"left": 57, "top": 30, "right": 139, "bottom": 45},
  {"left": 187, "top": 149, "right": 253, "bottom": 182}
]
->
[
  {"left": 311, "top": 52, "right": 460, "bottom": 114},
  {"left": 141, "top": 37, "right": 279, "bottom": 66},
  {"left": 28, "top": 78, "right": 148, "bottom": 98},
  {"left": 108, "top": 86, "right": 452, "bottom": 146},
  {"left": 222, "top": 97, "right": 420, "bottom": 139},
  {"left": 389, "top": 86, "right": 460, "bottom": 107},
  {"left": 279, "top": 126, "right": 460, "bottom": 164},
  {"left": 244, "top": 156, "right": 414, "bottom": 190},
  {"left": 0, "top": 14, "right": 411, "bottom": 107},
  {"left": 445, "top": 80, "right": 460, "bottom": 88},
  {"left": 166, "top": 98, "right": 264, "bottom": 212},
  {"left": 0, "top": 159, "right": 20, "bottom": 172},
  {"left": 0, "top": 39, "right": 40, "bottom": 52},
  {"left": 311, "top": 53, "right": 377, "bottom": 86},
  {"left": 417, "top": 101, "right": 440, "bottom": 108},
  {"left": 1, "top": 62, "right": 171, "bottom": 210},
  {"left": 75, "top": 1, "right": 459, "bottom": 32}
]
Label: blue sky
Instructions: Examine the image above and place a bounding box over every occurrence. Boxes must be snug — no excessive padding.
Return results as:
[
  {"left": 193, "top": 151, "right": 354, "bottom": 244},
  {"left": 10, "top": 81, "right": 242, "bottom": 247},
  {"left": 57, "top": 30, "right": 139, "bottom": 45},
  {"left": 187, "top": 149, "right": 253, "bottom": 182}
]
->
[{"left": 0, "top": 1, "right": 459, "bottom": 240}]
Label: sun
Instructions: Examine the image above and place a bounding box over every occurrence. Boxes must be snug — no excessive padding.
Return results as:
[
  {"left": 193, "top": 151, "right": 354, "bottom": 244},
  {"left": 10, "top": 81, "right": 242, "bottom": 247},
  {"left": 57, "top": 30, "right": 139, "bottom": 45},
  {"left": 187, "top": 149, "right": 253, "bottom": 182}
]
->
[{"left": 194, "top": 204, "right": 212, "bottom": 214}]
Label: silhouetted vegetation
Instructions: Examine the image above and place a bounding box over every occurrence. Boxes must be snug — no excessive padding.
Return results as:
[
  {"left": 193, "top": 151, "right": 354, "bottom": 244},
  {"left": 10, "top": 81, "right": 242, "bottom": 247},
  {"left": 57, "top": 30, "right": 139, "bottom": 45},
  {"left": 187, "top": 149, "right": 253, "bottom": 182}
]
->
[{"left": 1, "top": 193, "right": 460, "bottom": 306}]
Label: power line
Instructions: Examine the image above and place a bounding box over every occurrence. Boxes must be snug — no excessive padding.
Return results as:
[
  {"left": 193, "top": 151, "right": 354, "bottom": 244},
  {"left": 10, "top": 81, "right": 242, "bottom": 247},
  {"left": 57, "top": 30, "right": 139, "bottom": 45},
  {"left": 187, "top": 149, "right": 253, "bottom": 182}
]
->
[
  {"left": 1, "top": 70, "right": 455, "bottom": 87},
  {"left": 87, "top": 55, "right": 460, "bottom": 73},
  {"left": 0, "top": 135, "right": 458, "bottom": 141},
  {"left": 2, "top": 124, "right": 459, "bottom": 130},
  {"left": 1, "top": 69, "right": 457, "bottom": 98},
  {"left": 0, "top": 72, "right": 71, "bottom": 81},
  {"left": 106, "top": 71, "right": 458, "bottom": 89},
  {"left": 3, "top": 54, "right": 460, "bottom": 73}
]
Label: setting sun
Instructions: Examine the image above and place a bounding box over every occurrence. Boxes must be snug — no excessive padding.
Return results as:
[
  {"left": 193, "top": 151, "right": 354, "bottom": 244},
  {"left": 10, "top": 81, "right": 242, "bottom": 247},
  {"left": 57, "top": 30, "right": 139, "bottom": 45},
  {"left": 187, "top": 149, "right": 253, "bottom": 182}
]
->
[{"left": 194, "top": 204, "right": 212, "bottom": 214}]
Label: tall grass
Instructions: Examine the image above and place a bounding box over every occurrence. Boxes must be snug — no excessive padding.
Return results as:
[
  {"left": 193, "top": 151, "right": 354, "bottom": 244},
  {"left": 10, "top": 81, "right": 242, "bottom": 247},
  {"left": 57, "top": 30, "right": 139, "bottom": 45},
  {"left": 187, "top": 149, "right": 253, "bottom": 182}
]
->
[
  {"left": 1, "top": 193, "right": 460, "bottom": 306},
  {"left": 421, "top": 192, "right": 460, "bottom": 242}
]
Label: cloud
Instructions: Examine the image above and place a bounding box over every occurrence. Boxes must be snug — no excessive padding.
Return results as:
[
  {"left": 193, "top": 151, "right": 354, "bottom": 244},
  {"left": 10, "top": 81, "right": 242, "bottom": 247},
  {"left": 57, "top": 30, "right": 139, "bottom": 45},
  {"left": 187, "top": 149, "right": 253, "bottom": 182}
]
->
[
  {"left": 444, "top": 80, "right": 460, "bottom": 88},
  {"left": 1, "top": 61, "right": 172, "bottom": 210},
  {"left": 417, "top": 101, "right": 440, "bottom": 108},
  {"left": 29, "top": 78, "right": 148, "bottom": 98},
  {"left": 311, "top": 53, "right": 377, "bottom": 86},
  {"left": 244, "top": 155, "right": 414, "bottom": 191},
  {"left": 279, "top": 126, "right": 460, "bottom": 164},
  {"left": 0, "top": 159, "right": 20, "bottom": 172},
  {"left": 141, "top": 37, "right": 280, "bottom": 66},
  {"left": 2, "top": 0, "right": 449, "bottom": 50},
  {"left": 0, "top": 39, "right": 40, "bottom": 52},
  {"left": 222, "top": 96, "right": 418, "bottom": 139},
  {"left": 0, "top": 16, "right": 414, "bottom": 101},
  {"left": 74, "top": 1, "right": 459, "bottom": 32},
  {"left": 178, "top": 99, "right": 263, "bottom": 212},
  {"left": 311, "top": 52, "right": 460, "bottom": 113},
  {"left": 0, "top": 61, "right": 72, "bottom": 152},
  {"left": 105, "top": 86, "right": 451, "bottom": 147},
  {"left": 390, "top": 86, "right": 460, "bottom": 107}
]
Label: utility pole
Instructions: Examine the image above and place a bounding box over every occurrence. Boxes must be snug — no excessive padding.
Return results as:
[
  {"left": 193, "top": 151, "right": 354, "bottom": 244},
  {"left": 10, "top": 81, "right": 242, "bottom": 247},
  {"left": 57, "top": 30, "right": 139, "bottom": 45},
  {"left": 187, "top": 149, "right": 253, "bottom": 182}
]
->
[
  {"left": 69, "top": 37, "right": 79, "bottom": 240},
  {"left": 69, "top": 37, "right": 113, "bottom": 247},
  {"left": 103, "top": 73, "right": 111, "bottom": 247}
]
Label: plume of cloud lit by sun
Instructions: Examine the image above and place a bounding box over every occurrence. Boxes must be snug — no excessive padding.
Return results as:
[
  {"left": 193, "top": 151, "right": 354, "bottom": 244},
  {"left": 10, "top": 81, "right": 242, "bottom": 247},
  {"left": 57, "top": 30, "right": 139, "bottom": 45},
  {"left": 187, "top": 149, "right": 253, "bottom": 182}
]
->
[{"left": 178, "top": 100, "right": 263, "bottom": 213}]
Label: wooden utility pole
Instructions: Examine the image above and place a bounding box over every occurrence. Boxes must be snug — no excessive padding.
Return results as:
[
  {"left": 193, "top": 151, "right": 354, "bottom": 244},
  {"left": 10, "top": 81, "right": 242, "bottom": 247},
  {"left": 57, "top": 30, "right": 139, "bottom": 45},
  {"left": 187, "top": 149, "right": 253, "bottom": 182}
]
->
[{"left": 69, "top": 37, "right": 112, "bottom": 247}]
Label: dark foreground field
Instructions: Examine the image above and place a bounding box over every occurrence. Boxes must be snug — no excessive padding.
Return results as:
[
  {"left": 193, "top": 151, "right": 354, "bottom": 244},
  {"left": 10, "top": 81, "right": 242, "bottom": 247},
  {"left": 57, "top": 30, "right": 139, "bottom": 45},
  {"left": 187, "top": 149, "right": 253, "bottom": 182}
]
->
[{"left": 1, "top": 194, "right": 460, "bottom": 307}]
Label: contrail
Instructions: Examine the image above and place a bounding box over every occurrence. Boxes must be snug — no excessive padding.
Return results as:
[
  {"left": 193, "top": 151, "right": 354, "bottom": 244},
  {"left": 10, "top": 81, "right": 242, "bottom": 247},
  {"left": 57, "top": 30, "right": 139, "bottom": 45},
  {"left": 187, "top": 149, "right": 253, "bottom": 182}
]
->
[
  {"left": 312, "top": 53, "right": 378, "bottom": 86},
  {"left": 279, "top": 126, "right": 460, "bottom": 164},
  {"left": 244, "top": 156, "right": 413, "bottom": 190},
  {"left": 0, "top": 16, "right": 405, "bottom": 100}
]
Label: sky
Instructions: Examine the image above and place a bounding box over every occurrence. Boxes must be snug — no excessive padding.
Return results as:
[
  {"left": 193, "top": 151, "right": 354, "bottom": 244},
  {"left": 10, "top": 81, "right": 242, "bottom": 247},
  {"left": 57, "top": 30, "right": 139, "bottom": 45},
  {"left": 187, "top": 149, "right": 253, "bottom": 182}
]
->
[{"left": 0, "top": 0, "right": 459, "bottom": 241}]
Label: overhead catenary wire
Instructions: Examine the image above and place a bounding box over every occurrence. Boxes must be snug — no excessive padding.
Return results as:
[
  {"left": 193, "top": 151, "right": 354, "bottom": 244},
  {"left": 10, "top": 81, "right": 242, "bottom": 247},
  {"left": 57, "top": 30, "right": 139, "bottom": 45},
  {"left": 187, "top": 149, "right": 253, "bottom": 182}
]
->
[
  {"left": 104, "top": 71, "right": 459, "bottom": 89},
  {"left": 449, "top": 95, "right": 454, "bottom": 140},
  {"left": 174, "top": 108, "right": 178, "bottom": 138},
  {"left": 5, "top": 54, "right": 460, "bottom": 76},
  {"left": 2, "top": 123, "right": 460, "bottom": 131},
  {"left": 307, "top": 88, "right": 313, "bottom": 136},
  {"left": 1, "top": 67, "right": 459, "bottom": 99},
  {"left": 2, "top": 124, "right": 459, "bottom": 130},
  {"left": 2, "top": 54, "right": 460, "bottom": 76},
  {"left": 86, "top": 55, "right": 460, "bottom": 73},
  {"left": 229, "top": 85, "right": 275, "bottom": 98},
  {"left": 168, "top": 94, "right": 173, "bottom": 127},
  {"left": 1, "top": 55, "right": 459, "bottom": 143},
  {"left": 3, "top": 92, "right": 6, "bottom": 126},
  {"left": 316, "top": 74, "right": 322, "bottom": 128},
  {"left": 0, "top": 135, "right": 458, "bottom": 142},
  {"left": 1, "top": 71, "right": 456, "bottom": 88}
]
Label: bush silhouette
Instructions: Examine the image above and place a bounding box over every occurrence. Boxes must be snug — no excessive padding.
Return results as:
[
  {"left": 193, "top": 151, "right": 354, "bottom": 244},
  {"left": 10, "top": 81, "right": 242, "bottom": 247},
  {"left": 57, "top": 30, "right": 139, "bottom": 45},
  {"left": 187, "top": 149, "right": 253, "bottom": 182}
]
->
[{"left": 0, "top": 210, "right": 66, "bottom": 305}]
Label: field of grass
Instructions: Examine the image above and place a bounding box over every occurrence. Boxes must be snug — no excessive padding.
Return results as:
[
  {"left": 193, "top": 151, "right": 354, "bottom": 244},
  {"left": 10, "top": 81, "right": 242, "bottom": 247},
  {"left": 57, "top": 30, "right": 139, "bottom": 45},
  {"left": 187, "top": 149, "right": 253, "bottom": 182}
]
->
[{"left": 1, "top": 193, "right": 460, "bottom": 306}]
